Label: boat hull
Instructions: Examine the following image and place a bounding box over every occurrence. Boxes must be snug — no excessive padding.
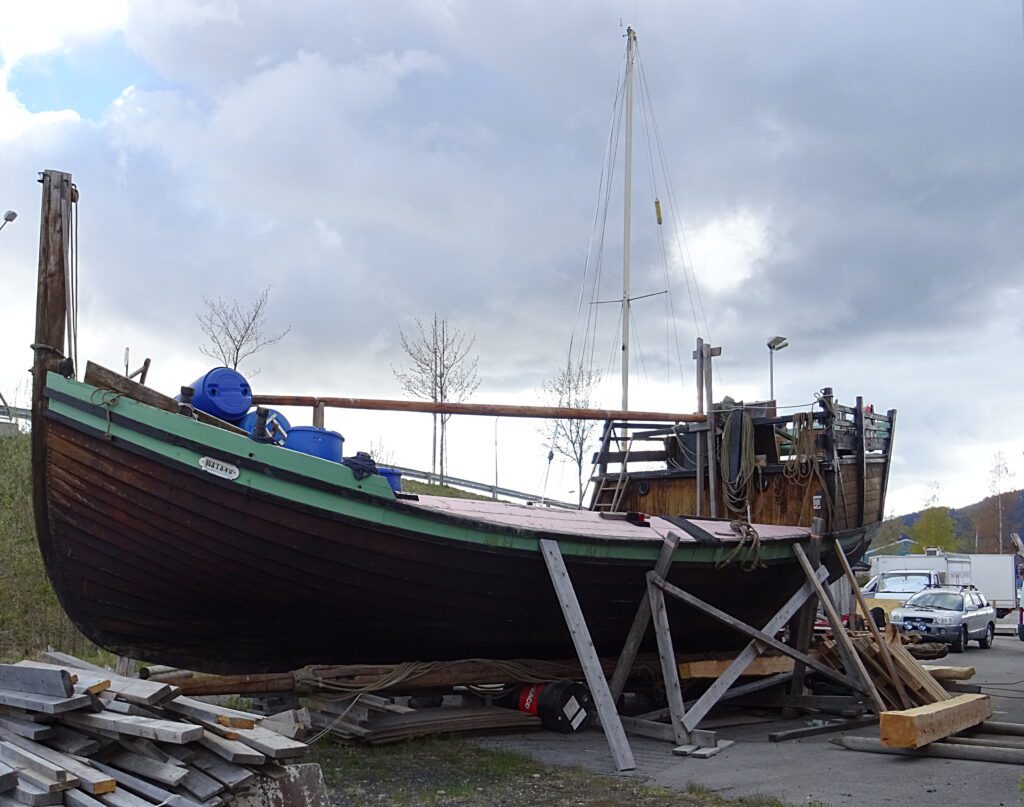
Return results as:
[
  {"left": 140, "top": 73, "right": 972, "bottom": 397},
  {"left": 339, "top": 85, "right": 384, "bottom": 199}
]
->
[{"left": 37, "top": 383, "right": 871, "bottom": 674}]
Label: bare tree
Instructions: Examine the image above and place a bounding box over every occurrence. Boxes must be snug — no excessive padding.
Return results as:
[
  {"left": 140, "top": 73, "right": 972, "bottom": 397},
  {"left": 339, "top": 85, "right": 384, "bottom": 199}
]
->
[
  {"left": 393, "top": 315, "right": 480, "bottom": 482},
  {"left": 542, "top": 359, "right": 601, "bottom": 507},
  {"left": 989, "top": 451, "right": 1013, "bottom": 553},
  {"left": 197, "top": 287, "right": 290, "bottom": 374}
]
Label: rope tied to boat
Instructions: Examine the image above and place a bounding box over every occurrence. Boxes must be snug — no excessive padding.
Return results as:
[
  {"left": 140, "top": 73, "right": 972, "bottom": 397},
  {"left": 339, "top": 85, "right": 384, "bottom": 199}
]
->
[
  {"left": 714, "top": 520, "right": 765, "bottom": 572},
  {"left": 89, "top": 388, "right": 126, "bottom": 440}
]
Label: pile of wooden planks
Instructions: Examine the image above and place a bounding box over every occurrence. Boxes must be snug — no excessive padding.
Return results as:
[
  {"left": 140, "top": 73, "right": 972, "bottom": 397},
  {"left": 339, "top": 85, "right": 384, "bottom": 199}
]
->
[
  {"left": 0, "top": 657, "right": 309, "bottom": 807},
  {"left": 817, "top": 627, "right": 949, "bottom": 711},
  {"left": 306, "top": 694, "right": 539, "bottom": 745}
]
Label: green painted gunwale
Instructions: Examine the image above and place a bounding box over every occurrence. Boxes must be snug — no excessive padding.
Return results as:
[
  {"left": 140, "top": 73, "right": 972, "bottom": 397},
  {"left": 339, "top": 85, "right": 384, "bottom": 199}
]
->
[{"left": 44, "top": 373, "right": 821, "bottom": 565}]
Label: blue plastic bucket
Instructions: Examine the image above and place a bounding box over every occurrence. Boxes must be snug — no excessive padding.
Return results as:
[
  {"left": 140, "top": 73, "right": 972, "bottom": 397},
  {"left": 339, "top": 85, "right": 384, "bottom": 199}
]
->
[
  {"left": 378, "top": 466, "right": 402, "bottom": 493},
  {"left": 285, "top": 426, "right": 344, "bottom": 463},
  {"left": 181, "top": 368, "right": 252, "bottom": 423},
  {"left": 238, "top": 408, "right": 291, "bottom": 445}
]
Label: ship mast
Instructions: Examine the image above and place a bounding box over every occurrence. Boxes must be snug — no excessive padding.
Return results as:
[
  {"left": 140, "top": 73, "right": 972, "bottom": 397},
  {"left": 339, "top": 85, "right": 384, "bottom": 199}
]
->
[{"left": 621, "top": 26, "right": 636, "bottom": 411}]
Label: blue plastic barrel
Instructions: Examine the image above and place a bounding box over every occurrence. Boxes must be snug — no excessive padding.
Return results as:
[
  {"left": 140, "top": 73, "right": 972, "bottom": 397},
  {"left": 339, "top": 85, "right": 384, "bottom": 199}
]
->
[
  {"left": 378, "top": 466, "right": 402, "bottom": 493},
  {"left": 238, "top": 408, "right": 291, "bottom": 445},
  {"left": 285, "top": 426, "right": 344, "bottom": 463},
  {"left": 182, "top": 368, "right": 252, "bottom": 423}
]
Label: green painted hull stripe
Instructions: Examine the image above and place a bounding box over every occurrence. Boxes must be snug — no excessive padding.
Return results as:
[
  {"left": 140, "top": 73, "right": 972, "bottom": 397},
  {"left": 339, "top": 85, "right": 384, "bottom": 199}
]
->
[{"left": 44, "top": 373, "right": 816, "bottom": 564}]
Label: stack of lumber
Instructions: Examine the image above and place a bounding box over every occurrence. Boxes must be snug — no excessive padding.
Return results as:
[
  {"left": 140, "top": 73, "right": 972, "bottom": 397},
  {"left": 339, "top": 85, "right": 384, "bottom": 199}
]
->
[
  {"left": 306, "top": 694, "right": 539, "bottom": 745},
  {"left": 0, "top": 658, "right": 310, "bottom": 807},
  {"left": 817, "top": 627, "right": 949, "bottom": 711}
]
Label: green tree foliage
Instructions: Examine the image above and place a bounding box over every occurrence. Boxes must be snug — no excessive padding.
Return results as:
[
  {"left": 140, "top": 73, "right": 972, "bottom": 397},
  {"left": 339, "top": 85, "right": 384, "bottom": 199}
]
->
[
  {"left": 909, "top": 506, "right": 958, "bottom": 552},
  {"left": 0, "top": 431, "right": 95, "bottom": 660}
]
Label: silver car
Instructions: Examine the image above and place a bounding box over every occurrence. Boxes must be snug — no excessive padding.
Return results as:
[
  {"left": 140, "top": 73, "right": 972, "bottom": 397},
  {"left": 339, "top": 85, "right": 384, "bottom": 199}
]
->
[{"left": 890, "top": 587, "right": 996, "bottom": 653}]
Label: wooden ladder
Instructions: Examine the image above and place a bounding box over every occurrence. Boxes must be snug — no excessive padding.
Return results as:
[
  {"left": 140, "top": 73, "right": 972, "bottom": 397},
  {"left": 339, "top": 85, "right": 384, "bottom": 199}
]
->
[{"left": 592, "top": 439, "right": 632, "bottom": 512}]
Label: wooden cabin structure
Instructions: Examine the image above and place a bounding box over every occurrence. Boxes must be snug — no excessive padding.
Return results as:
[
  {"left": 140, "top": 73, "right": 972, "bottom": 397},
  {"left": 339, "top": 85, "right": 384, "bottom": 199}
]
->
[{"left": 590, "top": 390, "right": 895, "bottom": 533}]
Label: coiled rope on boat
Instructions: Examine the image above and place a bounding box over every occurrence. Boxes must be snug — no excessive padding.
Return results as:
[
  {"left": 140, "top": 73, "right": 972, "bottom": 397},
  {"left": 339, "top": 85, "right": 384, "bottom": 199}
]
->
[
  {"left": 715, "top": 520, "right": 765, "bottom": 572},
  {"left": 719, "top": 407, "right": 759, "bottom": 517}
]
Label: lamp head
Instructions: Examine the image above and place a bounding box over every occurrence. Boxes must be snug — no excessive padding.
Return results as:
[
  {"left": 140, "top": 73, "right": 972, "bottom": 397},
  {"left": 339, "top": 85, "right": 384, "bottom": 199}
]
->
[
  {"left": 767, "top": 336, "right": 789, "bottom": 351},
  {"left": 2, "top": 210, "right": 16, "bottom": 223}
]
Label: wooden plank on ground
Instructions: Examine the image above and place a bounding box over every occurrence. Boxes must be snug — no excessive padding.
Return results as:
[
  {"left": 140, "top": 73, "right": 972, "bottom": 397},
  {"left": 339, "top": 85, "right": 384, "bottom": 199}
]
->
[
  {"left": 197, "top": 731, "right": 265, "bottom": 765},
  {"left": 0, "top": 734, "right": 113, "bottom": 794},
  {"left": 177, "top": 766, "right": 225, "bottom": 802},
  {"left": 45, "top": 726, "right": 100, "bottom": 757},
  {"left": 12, "top": 779, "right": 62, "bottom": 805},
  {"left": 0, "top": 720, "right": 52, "bottom": 743},
  {"left": 176, "top": 748, "right": 253, "bottom": 791},
  {"left": 0, "top": 689, "right": 90, "bottom": 715},
  {"left": 15, "top": 664, "right": 172, "bottom": 707},
  {"left": 880, "top": 693, "right": 992, "bottom": 749},
  {"left": 0, "top": 668, "right": 72, "bottom": 700},
  {"left": 106, "top": 751, "right": 188, "bottom": 786},
  {"left": 228, "top": 726, "right": 307, "bottom": 760},
  {"left": 13, "top": 663, "right": 107, "bottom": 698},
  {"left": 679, "top": 655, "right": 794, "bottom": 679},
  {"left": 63, "top": 713, "right": 201, "bottom": 744},
  {"left": 38, "top": 654, "right": 103, "bottom": 674},
  {"left": 162, "top": 698, "right": 257, "bottom": 730},
  {"left": 0, "top": 763, "right": 14, "bottom": 792},
  {"left": 91, "top": 761, "right": 201, "bottom": 807},
  {"left": 64, "top": 790, "right": 107, "bottom": 807},
  {"left": 0, "top": 742, "right": 70, "bottom": 783},
  {"left": 921, "top": 665, "right": 976, "bottom": 681}
]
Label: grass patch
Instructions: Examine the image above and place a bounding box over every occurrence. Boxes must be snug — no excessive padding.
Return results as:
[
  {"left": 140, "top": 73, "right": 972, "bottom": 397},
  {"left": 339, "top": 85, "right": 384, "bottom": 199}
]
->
[
  {"left": 0, "top": 430, "right": 99, "bottom": 661},
  {"left": 313, "top": 736, "right": 823, "bottom": 807},
  {"left": 401, "top": 479, "right": 494, "bottom": 501}
]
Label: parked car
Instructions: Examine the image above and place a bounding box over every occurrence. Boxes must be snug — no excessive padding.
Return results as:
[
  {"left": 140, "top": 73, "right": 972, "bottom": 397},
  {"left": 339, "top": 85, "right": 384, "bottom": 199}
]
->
[{"left": 889, "top": 587, "right": 996, "bottom": 653}]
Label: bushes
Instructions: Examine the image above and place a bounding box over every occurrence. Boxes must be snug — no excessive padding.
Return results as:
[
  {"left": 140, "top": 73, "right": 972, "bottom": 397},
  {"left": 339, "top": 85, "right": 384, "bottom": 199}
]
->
[{"left": 0, "top": 429, "right": 95, "bottom": 660}]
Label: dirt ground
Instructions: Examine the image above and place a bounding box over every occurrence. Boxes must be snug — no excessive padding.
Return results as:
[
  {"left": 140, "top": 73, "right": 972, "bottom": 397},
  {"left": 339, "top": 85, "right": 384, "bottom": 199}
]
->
[{"left": 312, "top": 736, "right": 817, "bottom": 807}]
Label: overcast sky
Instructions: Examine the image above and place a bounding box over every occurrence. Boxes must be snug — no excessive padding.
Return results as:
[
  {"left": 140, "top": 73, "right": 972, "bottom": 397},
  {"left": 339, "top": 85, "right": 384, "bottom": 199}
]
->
[{"left": 2, "top": 1, "right": 1023, "bottom": 515}]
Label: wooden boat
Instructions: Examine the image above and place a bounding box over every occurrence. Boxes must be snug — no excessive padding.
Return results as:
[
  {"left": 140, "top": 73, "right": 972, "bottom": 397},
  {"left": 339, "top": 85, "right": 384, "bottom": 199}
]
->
[{"left": 30, "top": 170, "right": 881, "bottom": 674}]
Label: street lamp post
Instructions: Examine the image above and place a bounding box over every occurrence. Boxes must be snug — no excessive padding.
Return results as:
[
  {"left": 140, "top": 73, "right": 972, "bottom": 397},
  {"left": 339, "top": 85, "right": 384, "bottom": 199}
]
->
[
  {"left": 767, "top": 336, "right": 788, "bottom": 401},
  {"left": 0, "top": 210, "right": 17, "bottom": 233}
]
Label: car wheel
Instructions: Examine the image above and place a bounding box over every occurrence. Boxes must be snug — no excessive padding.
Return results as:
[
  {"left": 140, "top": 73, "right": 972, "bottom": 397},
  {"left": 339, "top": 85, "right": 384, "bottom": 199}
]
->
[
  {"left": 979, "top": 623, "right": 994, "bottom": 649},
  {"left": 870, "top": 608, "right": 886, "bottom": 628},
  {"left": 952, "top": 626, "right": 967, "bottom": 653}
]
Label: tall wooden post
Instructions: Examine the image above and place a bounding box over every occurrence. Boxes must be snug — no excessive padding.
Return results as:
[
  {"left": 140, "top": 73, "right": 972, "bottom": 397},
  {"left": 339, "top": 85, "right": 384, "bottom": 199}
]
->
[
  {"left": 703, "top": 344, "right": 720, "bottom": 518},
  {"left": 694, "top": 338, "right": 705, "bottom": 516},
  {"left": 32, "top": 170, "right": 74, "bottom": 578}
]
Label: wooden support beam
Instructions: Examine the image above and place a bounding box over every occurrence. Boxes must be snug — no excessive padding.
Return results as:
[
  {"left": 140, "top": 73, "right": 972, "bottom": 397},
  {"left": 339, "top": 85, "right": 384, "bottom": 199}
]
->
[
  {"left": 920, "top": 665, "right": 976, "bottom": 681},
  {"left": 792, "top": 543, "right": 886, "bottom": 713},
  {"left": 649, "top": 571, "right": 860, "bottom": 692},
  {"left": 836, "top": 734, "right": 1024, "bottom": 765},
  {"left": 833, "top": 537, "right": 911, "bottom": 709},
  {"left": 789, "top": 519, "right": 824, "bottom": 699},
  {"left": 539, "top": 539, "right": 635, "bottom": 772},
  {"left": 678, "top": 570, "right": 829, "bottom": 733},
  {"left": 678, "top": 655, "right": 793, "bottom": 679},
  {"left": 646, "top": 578, "right": 689, "bottom": 746},
  {"left": 609, "top": 533, "right": 680, "bottom": 701},
  {"left": 880, "top": 694, "right": 992, "bottom": 749}
]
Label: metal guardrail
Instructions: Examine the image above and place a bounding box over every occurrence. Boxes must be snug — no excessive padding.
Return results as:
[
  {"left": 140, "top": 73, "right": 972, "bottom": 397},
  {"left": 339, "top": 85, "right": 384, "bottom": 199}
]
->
[
  {"left": 388, "top": 465, "right": 579, "bottom": 509},
  {"left": 0, "top": 405, "right": 31, "bottom": 422}
]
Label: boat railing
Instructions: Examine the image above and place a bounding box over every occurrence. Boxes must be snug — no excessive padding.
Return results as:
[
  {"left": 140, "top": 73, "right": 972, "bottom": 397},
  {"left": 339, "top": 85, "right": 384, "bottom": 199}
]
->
[{"left": 590, "top": 399, "right": 896, "bottom": 478}]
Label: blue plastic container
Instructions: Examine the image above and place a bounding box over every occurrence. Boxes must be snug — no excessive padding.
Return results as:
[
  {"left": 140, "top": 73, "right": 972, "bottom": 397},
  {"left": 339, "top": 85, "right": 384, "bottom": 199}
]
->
[
  {"left": 378, "top": 466, "right": 403, "bottom": 493},
  {"left": 285, "top": 426, "right": 344, "bottom": 463},
  {"left": 182, "top": 368, "right": 252, "bottom": 423},
  {"left": 238, "top": 408, "right": 291, "bottom": 445}
]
